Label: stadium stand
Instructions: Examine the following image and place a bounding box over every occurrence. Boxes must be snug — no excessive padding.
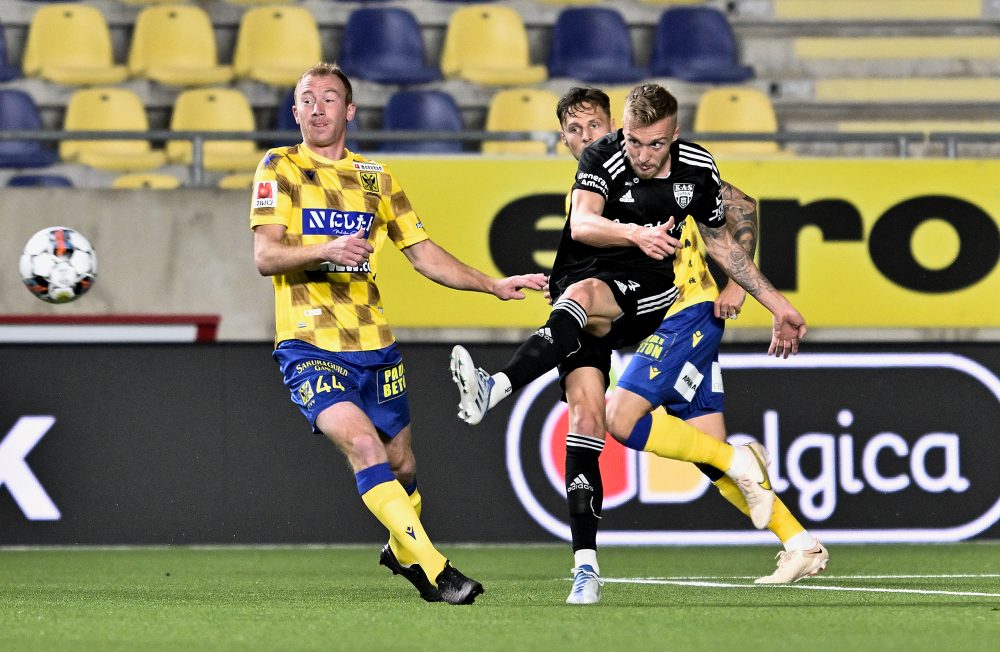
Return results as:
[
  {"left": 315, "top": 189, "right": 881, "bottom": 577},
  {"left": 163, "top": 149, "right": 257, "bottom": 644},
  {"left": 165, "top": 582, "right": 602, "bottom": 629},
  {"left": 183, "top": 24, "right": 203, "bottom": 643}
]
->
[
  {"left": 546, "top": 7, "right": 647, "bottom": 84},
  {"left": 338, "top": 7, "right": 442, "bottom": 85},
  {"left": 112, "top": 172, "right": 182, "bottom": 189},
  {"left": 0, "top": 89, "right": 58, "bottom": 168},
  {"left": 440, "top": 5, "right": 547, "bottom": 85},
  {"left": 232, "top": 5, "right": 322, "bottom": 87},
  {"left": 482, "top": 88, "right": 559, "bottom": 155},
  {"left": 167, "top": 88, "right": 265, "bottom": 172},
  {"left": 692, "top": 86, "right": 782, "bottom": 156},
  {"left": 649, "top": 6, "right": 754, "bottom": 83},
  {"left": 380, "top": 90, "right": 464, "bottom": 153},
  {"left": 128, "top": 4, "right": 233, "bottom": 87},
  {"left": 21, "top": 3, "right": 128, "bottom": 85},
  {"left": 60, "top": 88, "right": 167, "bottom": 172},
  {"left": 217, "top": 173, "right": 256, "bottom": 189}
]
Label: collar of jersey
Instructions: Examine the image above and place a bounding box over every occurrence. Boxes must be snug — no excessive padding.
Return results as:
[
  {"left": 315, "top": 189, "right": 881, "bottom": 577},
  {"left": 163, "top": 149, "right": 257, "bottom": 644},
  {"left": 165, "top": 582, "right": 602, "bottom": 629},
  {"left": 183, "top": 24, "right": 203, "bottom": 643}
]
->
[{"left": 298, "top": 142, "right": 366, "bottom": 169}]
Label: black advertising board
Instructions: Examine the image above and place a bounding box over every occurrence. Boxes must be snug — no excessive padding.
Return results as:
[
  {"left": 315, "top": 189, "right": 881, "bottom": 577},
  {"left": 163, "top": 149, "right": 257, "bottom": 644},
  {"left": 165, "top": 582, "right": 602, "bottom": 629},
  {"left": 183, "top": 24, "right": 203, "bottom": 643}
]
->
[{"left": 0, "top": 343, "right": 997, "bottom": 545}]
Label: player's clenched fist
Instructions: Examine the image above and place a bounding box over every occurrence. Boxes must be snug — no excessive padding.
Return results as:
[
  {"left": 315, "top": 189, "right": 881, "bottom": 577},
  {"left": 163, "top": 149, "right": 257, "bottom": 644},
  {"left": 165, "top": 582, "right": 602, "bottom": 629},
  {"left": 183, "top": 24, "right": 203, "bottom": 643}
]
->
[
  {"left": 634, "top": 216, "right": 679, "bottom": 260},
  {"left": 322, "top": 228, "right": 374, "bottom": 268}
]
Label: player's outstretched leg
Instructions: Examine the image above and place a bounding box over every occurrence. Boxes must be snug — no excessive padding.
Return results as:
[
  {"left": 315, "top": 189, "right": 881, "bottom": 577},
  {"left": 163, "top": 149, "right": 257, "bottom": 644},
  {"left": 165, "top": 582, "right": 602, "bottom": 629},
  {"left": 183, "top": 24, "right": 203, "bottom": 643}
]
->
[
  {"left": 378, "top": 543, "right": 442, "bottom": 602},
  {"left": 450, "top": 345, "right": 495, "bottom": 425},
  {"left": 434, "top": 562, "right": 485, "bottom": 605},
  {"left": 755, "top": 541, "right": 830, "bottom": 584}
]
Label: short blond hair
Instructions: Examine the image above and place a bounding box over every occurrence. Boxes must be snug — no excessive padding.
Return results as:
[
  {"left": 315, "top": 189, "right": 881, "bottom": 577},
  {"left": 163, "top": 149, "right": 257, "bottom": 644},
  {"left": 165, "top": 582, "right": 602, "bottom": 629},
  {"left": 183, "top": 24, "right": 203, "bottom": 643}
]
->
[{"left": 623, "top": 84, "right": 678, "bottom": 128}]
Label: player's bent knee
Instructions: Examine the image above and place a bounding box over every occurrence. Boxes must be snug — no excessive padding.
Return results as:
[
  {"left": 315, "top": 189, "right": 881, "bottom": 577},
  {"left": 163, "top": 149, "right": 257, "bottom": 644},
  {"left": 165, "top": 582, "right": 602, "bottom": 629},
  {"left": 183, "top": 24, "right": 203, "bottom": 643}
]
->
[{"left": 605, "top": 405, "right": 637, "bottom": 444}]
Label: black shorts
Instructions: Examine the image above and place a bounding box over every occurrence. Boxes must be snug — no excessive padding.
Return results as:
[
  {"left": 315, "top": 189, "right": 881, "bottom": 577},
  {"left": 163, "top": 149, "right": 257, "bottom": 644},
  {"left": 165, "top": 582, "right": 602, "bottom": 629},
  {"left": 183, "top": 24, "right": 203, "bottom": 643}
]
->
[{"left": 553, "top": 262, "right": 678, "bottom": 350}]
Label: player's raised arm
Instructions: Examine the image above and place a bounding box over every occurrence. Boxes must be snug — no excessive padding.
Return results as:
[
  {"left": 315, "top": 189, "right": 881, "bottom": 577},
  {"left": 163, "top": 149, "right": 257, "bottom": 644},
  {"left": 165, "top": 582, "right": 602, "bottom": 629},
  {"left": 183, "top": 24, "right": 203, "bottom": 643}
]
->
[
  {"left": 713, "top": 182, "right": 758, "bottom": 320},
  {"left": 697, "top": 219, "right": 806, "bottom": 358},
  {"left": 401, "top": 238, "right": 546, "bottom": 300},
  {"left": 569, "top": 188, "right": 680, "bottom": 258}
]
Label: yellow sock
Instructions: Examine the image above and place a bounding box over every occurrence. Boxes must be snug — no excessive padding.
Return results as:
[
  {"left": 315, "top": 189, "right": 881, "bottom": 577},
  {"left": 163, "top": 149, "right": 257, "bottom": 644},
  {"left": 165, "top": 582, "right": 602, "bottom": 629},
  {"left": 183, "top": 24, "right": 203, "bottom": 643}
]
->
[
  {"left": 389, "top": 488, "right": 422, "bottom": 566},
  {"left": 714, "top": 477, "right": 806, "bottom": 542},
  {"left": 644, "top": 411, "right": 734, "bottom": 471},
  {"left": 361, "top": 481, "right": 447, "bottom": 580}
]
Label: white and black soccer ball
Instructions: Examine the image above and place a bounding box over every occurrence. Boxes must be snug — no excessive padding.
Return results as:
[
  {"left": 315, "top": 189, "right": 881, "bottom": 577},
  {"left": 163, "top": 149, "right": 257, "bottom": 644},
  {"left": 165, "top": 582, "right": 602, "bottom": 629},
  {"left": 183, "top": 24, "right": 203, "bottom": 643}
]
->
[{"left": 19, "top": 226, "right": 97, "bottom": 304}]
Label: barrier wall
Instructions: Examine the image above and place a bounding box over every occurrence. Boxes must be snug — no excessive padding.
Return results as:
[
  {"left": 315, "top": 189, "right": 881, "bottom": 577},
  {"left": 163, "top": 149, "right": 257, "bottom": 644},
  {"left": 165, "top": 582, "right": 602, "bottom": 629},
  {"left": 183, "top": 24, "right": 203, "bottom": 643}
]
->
[
  {"left": 1, "top": 158, "right": 998, "bottom": 340},
  {"left": 1, "top": 342, "right": 997, "bottom": 545}
]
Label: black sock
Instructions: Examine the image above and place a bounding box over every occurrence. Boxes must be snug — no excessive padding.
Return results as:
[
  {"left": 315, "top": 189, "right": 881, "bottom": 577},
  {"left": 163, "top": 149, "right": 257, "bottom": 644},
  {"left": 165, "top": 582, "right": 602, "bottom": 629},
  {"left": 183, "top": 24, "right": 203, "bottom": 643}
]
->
[
  {"left": 500, "top": 297, "right": 587, "bottom": 392},
  {"left": 695, "top": 462, "right": 725, "bottom": 482},
  {"left": 565, "top": 434, "right": 604, "bottom": 553}
]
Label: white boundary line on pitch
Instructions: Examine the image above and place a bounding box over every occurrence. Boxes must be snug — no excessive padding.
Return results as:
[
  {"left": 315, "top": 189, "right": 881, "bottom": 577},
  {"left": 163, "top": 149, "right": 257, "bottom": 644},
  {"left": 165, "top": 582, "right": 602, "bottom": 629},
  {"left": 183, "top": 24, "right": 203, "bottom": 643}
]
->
[
  {"left": 604, "top": 577, "right": 1000, "bottom": 598},
  {"left": 627, "top": 574, "right": 1000, "bottom": 580}
]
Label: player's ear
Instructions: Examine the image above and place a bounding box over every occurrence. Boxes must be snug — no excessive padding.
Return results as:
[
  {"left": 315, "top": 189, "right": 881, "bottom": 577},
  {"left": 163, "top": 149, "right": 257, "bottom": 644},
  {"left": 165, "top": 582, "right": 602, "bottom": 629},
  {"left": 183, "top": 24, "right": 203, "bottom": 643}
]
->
[
  {"left": 346, "top": 102, "right": 357, "bottom": 123},
  {"left": 672, "top": 123, "right": 680, "bottom": 142}
]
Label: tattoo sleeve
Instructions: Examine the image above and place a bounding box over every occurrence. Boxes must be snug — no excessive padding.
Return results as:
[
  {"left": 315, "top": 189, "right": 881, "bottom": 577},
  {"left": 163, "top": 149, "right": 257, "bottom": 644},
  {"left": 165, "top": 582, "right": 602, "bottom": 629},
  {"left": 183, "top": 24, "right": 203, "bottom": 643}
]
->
[
  {"left": 698, "top": 197, "right": 775, "bottom": 299},
  {"left": 721, "top": 181, "right": 758, "bottom": 258}
]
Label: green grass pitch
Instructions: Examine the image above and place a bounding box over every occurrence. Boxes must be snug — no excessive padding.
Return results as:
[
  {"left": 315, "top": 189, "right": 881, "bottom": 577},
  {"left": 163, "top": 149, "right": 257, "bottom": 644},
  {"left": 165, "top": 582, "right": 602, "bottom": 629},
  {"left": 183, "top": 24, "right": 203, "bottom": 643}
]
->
[{"left": 1, "top": 543, "right": 998, "bottom": 651}]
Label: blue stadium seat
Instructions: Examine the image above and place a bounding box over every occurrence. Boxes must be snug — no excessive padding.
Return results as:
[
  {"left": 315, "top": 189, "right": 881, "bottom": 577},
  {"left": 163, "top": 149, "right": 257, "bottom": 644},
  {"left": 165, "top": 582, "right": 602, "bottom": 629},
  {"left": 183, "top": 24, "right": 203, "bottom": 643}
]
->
[
  {"left": 381, "top": 90, "right": 464, "bottom": 153},
  {"left": 7, "top": 174, "right": 73, "bottom": 188},
  {"left": 0, "top": 90, "right": 58, "bottom": 168},
  {"left": 547, "top": 8, "right": 647, "bottom": 84},
  {"left": 649, "top": 7, "right": 754, "bottom": 83},
  {"left": 338, "top": 8, "right": 441, "bottom": 84},
  {"left": 0, "top": 21, "right": 21, "bottom": 81}
]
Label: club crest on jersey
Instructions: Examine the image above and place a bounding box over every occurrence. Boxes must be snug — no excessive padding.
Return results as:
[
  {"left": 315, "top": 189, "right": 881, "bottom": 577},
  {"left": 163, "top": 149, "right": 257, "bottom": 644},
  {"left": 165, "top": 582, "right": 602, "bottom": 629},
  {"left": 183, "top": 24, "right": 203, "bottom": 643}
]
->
[
  {"left": 302, "top": 209, "right": 374, "bottom": 237},
  {"left": 673, "top": 183, "right": 694, "bottom": 209},
  {"left": 253, "top": 180, "right": 277, "bottom": 208},
  {"left": 360, "top": 172, "right": 379, "bottom": 194}
]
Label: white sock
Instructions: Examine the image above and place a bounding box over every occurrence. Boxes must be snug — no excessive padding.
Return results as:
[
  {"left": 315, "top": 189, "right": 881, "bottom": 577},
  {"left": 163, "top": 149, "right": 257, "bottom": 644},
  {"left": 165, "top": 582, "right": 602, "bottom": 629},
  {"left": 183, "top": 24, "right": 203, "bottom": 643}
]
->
[
  {"left": 783, "top": 532, "right": 817, "bottom": 552},
  {"left": 725, "top": 445, "right": 752, "bottom": 478},
  {"left": 488, "top": 372, "right": 512, "bottom": 409},
  {"left": 574, "top": 549, "right": 599, "bottom": 574}
]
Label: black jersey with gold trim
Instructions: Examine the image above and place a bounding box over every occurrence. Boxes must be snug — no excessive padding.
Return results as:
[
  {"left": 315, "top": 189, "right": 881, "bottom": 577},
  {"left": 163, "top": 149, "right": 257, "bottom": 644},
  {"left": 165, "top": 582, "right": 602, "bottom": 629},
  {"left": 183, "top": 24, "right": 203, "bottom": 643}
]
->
[{"left": 551, "top": 130, "right": 723, "bottom": 287}]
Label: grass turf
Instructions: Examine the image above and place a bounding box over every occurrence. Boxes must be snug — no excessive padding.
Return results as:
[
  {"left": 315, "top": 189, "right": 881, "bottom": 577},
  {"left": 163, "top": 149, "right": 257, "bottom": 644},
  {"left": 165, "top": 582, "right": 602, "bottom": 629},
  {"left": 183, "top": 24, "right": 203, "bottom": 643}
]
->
[{"left": 1, "top": 543, "right": 998, "bottom": 651}]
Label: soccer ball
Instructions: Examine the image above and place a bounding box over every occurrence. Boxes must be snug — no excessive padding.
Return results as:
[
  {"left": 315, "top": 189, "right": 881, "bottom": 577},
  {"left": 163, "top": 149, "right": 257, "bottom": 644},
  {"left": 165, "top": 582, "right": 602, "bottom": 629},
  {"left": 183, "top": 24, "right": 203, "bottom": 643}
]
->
[{"left": 19, "top": 226, "right": 97, "bottom": 304}]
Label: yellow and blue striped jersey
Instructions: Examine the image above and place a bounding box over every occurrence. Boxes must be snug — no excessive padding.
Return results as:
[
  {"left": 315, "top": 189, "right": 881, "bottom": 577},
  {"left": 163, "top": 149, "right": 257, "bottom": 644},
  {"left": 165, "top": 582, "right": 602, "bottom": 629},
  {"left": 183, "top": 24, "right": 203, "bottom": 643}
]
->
[{"left": 250, "top": 144, "right": 429, "bottom": 352}]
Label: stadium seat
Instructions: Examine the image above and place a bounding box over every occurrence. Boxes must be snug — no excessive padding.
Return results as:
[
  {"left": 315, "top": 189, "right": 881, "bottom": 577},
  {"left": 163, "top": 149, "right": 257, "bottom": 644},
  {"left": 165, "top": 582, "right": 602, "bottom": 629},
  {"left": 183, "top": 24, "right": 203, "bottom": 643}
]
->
[
  {"left": 603, "top": 86, "right": 632, "bottom": 126},
  {"left": 772, "top": 0, "right": 980, "bottom": 20},
  {"left": 482, "top": 89, "right": 560, "bottom": 155},
  {"left": 218, "top": 173, "right": 255, "bottom": 190},
  {"left": 441, "top": 5, "right": 547, "bottom": 86},
  {"left": 167, "top": 88, "right": 266, "bottom": 172},
  {"left": 692, "top": 87, "right": 780, "bottom": 156},
  {"left": 381, "top": 90, "right": 464, "bottom": 153},
  {"left": 339, "top": 8, "right": 441, "bottom": 85},
  {"left": 0, "top": 20, "right": 21, "bottom": 82},
  {"left": 232, "top": 6, "right": 322, "bottom": 87},
  {"left": 0, "top": 90, "right": 58, "bottom": 168},
  {"left": 112, "top": 173, "right": 182, "bottom": 189},
  {"left": 128, "top": 5, "right": 233, "bottom": 86},
  {"left": 21, "top": 3, "right": 128, "bottom": 85},
  {"left": 547, "top": 8, "right": 646, "bottom": 84},
  {"left": 7, "top": 174, "right": 73, "bottom": 188},
  {"left": 649, "top": 7, "right": 753, "bottom": 83},
  {"left": 815, "top": 78, "right": 1000, "bottom": 104},
  {"left": 60, "top": 88, "right": 168, "bottom": 171}
]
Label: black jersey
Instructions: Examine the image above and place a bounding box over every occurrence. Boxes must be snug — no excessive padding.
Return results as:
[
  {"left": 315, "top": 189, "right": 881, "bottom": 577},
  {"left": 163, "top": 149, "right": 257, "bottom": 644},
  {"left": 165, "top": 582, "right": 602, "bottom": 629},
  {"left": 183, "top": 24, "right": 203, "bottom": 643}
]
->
[{"left": 550, "top": 130, "right": 724, "bottom": 288}]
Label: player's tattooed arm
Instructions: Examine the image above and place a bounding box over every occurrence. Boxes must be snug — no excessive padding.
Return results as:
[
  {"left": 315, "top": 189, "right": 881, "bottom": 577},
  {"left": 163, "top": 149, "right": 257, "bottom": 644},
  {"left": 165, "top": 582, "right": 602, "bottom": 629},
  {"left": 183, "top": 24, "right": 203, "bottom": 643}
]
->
[
  {"left": 721, "top": 182, "right": 758, "bottom": 258},
  {"left": 698, "top": 220, "right": 775, "bottom": 300}
]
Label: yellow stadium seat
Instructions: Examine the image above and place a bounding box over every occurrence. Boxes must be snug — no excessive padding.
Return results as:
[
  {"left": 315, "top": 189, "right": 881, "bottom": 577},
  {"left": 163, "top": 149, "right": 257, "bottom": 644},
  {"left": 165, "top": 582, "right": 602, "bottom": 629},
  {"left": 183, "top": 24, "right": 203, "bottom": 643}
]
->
[
  {"left": 113, "top": 173, "right": 182, "bottom": 189},
  {"left": 232, "top": 6, "right": 322, "bottom": 87},
  {"left": 128, "top": 5, "right": 233, "bottom": 86},
  {"left": 773, "top": 0, "right": 981, "bottom": 20},
  {"left": 693, "top": 87, "right": 781, "bottom": 156},
  {"left": 816, "top": 78, "right": 1000, "bottom": 103},
  {"left": 167, "top": 88, "right": 266, "bottom": 172},
  {"left": 603, "top": 86, "right": 633, "bottom": 127},
  {"left": 441, "top": 5, "right": 547, "bottom": 86},
  {"left": 60, "top": 88, "right": 167, "bottom": 172},
  {"left": 483, "top": 89, "right": 560, "bottom": 155},
  {"left": 22, "top": 3, "right": 128, "bottom": 85},
  {"left": 218, "top": 173, "right": 256, "bottom": 190}
]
